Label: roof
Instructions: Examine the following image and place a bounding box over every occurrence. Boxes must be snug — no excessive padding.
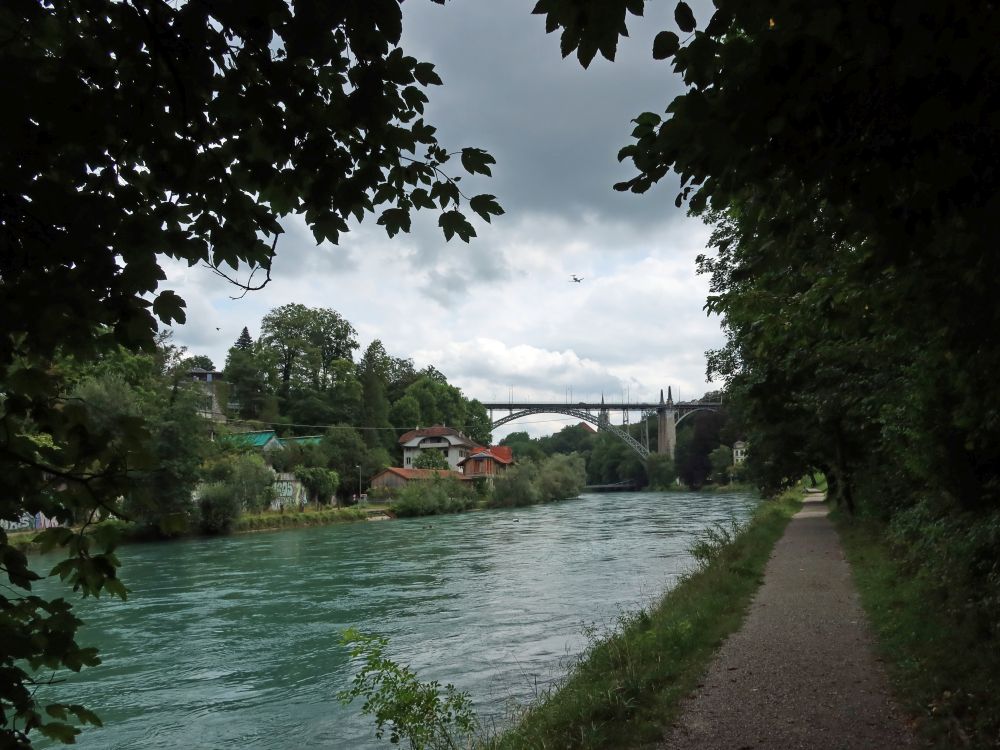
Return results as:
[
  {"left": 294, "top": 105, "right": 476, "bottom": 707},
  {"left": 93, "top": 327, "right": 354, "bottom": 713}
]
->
[
  {"left": 279, "top": 435, "right": 323, "bottom": 447},
  {"left": 222, "top": 430, "right": 277, "bottom": 448},
  {"left": 373, "top": 467, "right": 464, "bottom": 481},
  {"left": 577, "top": 422, "right": 598, "bottom": 433},
  {"left": 397, "top": 425, "right": 475, "bottom": 447},
  {"left": 458, "top": 445, "right": 514, "bottom": 466}
]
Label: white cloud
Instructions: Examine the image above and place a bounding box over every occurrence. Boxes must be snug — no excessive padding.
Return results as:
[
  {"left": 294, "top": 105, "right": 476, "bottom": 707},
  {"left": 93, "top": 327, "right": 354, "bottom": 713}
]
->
[{"left": 163, "top": 2, "right": 727, "bottom": 439}]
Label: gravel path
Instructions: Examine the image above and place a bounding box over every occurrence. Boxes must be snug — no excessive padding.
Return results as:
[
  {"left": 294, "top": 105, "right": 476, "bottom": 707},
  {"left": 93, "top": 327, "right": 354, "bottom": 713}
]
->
[{"left": 659, "top": 495, "right": 916, "bottom": 750}]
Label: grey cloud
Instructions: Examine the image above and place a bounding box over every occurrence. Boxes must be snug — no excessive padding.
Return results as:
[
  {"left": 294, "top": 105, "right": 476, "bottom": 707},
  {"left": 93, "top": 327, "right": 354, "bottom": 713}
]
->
[{"left": 401, "top": 1, "right": 690, "bottom": 228}]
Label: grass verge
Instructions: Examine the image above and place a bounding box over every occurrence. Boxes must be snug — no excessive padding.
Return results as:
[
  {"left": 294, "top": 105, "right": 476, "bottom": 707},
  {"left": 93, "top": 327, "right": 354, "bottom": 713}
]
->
[
  {"left": 8, "top": 506, "right": 375, "bottom": 552},
  {"left": 485, "top": 489, "right": 802, "bottom": 750},
  {"left": 232, "top": 506, "right": 369, "bottom": 532},
  {"left": 836, "top": 514, "right": 1000, "bottom": 749}
]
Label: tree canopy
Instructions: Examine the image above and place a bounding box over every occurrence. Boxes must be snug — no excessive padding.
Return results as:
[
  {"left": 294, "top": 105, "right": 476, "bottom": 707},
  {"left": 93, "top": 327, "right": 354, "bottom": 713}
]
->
[
  {"left": 2, "top": 0, "right": 503, "bottom": 743},
  {"left": 6, "top": 0, "right": 997, "bottom": 744},
  {"left": 541, "top": 0, "right": 1000, "bottom": 512}
]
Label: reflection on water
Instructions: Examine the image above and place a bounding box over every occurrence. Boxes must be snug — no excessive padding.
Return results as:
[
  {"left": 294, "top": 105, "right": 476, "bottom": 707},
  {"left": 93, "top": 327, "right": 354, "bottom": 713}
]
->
[{"left": 34, "top": 491, "right": 756, "bottom": 749}]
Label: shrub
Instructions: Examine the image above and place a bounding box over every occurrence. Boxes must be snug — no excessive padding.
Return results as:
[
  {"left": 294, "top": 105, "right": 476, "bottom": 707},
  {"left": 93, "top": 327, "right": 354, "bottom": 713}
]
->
[
  {"left": 490, "top": 462, "right": 541, "bottom": 508},
  {"left": 198, "top": 482, "right": 241, "bottom": 534},
  {"left": 490, "top": 454, "right": 586, "bottom": 508},
  {"left": 295, "top": 466, "right": 340, "bottom": 505},
  {"left": 536, "top": 453, "right": 585, "bottom": 501},
  {"left": 391, "top": 477, "right": 474, "bottom": 517},
  {"left": 201, "top": 452, "right": 275, "bottom": 512},
  {"left": 646, "top": 454, "right": 678, "bottom": 490}
]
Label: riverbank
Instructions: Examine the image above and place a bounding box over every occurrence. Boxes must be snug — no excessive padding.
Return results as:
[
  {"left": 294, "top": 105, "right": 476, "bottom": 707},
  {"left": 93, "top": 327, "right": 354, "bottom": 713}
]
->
[
  {"left": 837, "top": 511, "right": 1000, "bottom": 749},
  {"left": 661, "top": 495, "right": 914, "bottom": 749},
  {"left": 5, "top": 505, "right": 383, "bottom": 553},
  {"left": 483, "top": 488, "right": 801, "bottom": 749},
  {"left": 26, "top": 490, "right": 757, "bottom": 749}
]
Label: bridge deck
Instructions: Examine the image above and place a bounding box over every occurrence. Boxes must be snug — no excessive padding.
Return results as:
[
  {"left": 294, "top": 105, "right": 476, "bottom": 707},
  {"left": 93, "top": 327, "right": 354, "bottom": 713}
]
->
[{"left": 482, "top": 401, "right": 720, "bottom": 411}]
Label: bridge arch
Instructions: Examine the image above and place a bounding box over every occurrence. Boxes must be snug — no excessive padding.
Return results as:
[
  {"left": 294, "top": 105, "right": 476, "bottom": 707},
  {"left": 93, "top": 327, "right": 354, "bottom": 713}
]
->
[
  {"left": 490, "top": 407, "right": 649, "bottom": 460},
  {"left": 674, "top": 406, "right": 721, "bottom": 428}
]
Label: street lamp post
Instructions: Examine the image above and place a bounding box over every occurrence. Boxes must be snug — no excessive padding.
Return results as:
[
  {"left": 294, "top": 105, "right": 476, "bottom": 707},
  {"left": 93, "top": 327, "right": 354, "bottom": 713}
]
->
[{"left": 356, "top": 464, "right": 363, "bottom": 504}]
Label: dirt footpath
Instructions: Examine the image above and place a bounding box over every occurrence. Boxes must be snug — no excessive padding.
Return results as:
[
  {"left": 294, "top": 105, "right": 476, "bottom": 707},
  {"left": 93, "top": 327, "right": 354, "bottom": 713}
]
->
[{"left": 659, "top": 495, "right": 915, "bottom": 750}]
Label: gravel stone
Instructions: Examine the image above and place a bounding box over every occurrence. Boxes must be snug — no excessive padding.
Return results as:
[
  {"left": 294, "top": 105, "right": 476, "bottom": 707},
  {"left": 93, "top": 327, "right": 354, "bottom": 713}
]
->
[{"left": 659, "top": 496, "right": 915, "bottom": 750}]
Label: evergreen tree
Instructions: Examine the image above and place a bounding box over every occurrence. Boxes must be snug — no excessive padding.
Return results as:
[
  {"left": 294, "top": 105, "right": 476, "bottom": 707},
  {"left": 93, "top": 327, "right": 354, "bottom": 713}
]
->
[
  {"left": 234, "top": 327, "right": 254, "bottom": 352},
  {"left": 358, "top": 341, "right": 395, "bottom": 452}
]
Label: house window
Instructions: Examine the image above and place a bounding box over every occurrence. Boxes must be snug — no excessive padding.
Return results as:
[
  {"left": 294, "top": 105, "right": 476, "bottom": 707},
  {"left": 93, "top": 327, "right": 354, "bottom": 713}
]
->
[{"left": 405, "top": 457, "right": 411, "bottom": 465}]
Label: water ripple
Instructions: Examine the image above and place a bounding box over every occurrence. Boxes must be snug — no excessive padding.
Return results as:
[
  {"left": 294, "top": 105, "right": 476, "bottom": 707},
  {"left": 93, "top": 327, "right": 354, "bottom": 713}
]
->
[{"left": 32, "top": 491, "right": 755, "bottom": 749}]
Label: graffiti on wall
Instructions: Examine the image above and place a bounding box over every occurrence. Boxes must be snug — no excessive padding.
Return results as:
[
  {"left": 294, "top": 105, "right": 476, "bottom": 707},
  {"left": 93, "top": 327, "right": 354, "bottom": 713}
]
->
[
  {"left": 0, "top": 513, "right": 62, "bottom": 531},
  {"left": 271, "top": 473, "right": 307, "bottom": 510}
]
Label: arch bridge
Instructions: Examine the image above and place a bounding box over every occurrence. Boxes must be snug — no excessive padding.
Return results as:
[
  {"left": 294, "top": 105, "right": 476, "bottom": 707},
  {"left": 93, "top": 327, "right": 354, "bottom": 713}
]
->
[{"left": 483, "top": 389, "right": 723, "bottom": 461}]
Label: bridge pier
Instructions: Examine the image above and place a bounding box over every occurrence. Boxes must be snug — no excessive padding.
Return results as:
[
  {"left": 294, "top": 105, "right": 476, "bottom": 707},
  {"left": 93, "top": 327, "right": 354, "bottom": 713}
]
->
[
  {"left": 483, "top": 395, "right": 720, "bottom": 464},
  {"left": 656, "top": 387, "right": 677, "bottom": 461}
]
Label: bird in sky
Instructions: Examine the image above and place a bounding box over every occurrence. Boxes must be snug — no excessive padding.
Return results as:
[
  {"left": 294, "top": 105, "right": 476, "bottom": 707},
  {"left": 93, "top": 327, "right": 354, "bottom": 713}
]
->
[{"left": 570, "top": 274, "right": 584, "bottom": 283}]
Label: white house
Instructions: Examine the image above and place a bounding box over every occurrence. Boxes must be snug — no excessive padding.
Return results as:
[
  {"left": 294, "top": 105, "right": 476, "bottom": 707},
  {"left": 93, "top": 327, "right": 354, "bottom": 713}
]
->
[
  {"left": 398, "top": 426, "right": 478, "bottom": 471},
  {"left": 733, "top": 440, "right": 748, "bottom": 465}
]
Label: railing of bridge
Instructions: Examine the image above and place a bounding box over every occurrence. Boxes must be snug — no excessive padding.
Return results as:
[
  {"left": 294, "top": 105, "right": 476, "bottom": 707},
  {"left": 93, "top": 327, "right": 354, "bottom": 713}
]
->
[{"left": 482, "top": 401, "right": 723, "bottom": 461}]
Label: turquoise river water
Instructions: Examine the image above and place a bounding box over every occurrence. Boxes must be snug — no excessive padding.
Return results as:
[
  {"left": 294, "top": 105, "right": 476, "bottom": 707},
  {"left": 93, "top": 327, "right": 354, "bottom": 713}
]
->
[{"left": 33, "top": 490, "right": 756, "bottom": 748}]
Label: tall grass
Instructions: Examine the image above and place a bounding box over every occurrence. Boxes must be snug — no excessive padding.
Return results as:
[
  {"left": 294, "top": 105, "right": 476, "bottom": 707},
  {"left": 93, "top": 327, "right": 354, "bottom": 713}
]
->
[
  {"left": 837, "top": 509, "right": 1000, "bottom": 749},
  {"left": 484, "top": 490, "right": 801, "bottom": 749},
  {"left": 233, "top": 507, "right": 367, "bottom": 532}
]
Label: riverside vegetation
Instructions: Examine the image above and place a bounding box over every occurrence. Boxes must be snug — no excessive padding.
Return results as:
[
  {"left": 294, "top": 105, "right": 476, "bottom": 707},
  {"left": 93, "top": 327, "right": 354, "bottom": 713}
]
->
[
  {"left": 836, "top": 506, "right": 1000, "bottom": 749},
  {"left": 338, "top": 488, "right": 802, "bottom": 749},
  {"left": 373, "top": 454, "right": 588, "bottom": 518},
  {"left": 5, "top": 2, "right": 997, "bottom": 746}
]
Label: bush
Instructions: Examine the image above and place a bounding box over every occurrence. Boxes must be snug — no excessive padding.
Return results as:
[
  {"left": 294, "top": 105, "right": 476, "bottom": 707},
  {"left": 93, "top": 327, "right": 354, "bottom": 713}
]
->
[
  {"left": 646, "top": 454, "right": 678, "bottom": 490},
  {"left": 536, "top": 453, "right": 585, "bottom": 501},
  {"left": 490, "top": 462, "right": 541, "bottom": 508},
  {"left": 490, "top": 454, "right": 586, "bottom": 508},
  {"left": 295, "top": 466, "right": 340, "bottom": 505},
  {"left": 232, "top": 507, "right": 366, "bottom": 533},
  {"left": 202, "top": 452, "right": 275, "bottom": 512},
  {"left": 198, "top": 482, "right": 241, "bottom": 534},
  {"left": 367, "top": 486, "right": 396, "bottom": 502},
  {"left": 391, "top": 477, "right": 475, "bottom": 517},
  {"left": 886, "top": 496, "right": 1000, "bottom": 641}
]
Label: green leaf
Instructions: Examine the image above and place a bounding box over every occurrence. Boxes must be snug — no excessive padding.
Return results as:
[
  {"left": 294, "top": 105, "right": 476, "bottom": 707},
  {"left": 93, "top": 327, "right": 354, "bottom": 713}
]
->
[
  {"left": 151, "top": 290, "right": 186, "bottom": 325},
  {"left": 438, "top": 211, "right": 476, "bottom": 243},
  {"left": 460, "top": 148, "right": 495, "bottom": 176},
  {"left": 634, "top": 112, "right": 661, "bottom": 128},
  {"left": 653, "top": 31, "right": 680, "bottom": 60},
  {"left": 413, "top": 62, "right": 442, "bottom": 87},
  {"left": 38, "top": 722, "right": 79, "bottom": 743},
  {"left": 368, "top": 0, "right": 403, "bottom": 45},
  {"left": 468, "top": 194, "right": 504, "bottom": 223},
  {"left": 35, "top": 526, "right": 76, "bottom": 554},
  {"left": 377, "top": 207, "right": 412, "bottom": 238},
  {"left": 104, "top": 577, "right": 129, "bottom": 600},
  {"left": 410, "top": 188, "right": 436, "bottom": 210},
  {"left": 674, "top": 2, "right": 696, "bottom": 33}
]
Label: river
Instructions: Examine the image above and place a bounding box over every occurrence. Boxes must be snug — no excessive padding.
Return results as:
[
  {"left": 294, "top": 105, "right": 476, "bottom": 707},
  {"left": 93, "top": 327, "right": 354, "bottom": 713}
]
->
[{"left": 33, "top": 490, "right": 756, "bottom": 748}]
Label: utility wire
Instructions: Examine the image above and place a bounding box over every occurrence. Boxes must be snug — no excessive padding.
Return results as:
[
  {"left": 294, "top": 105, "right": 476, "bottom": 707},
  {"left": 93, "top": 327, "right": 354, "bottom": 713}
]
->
[{"left": 225, "top": 415, "right": 589, "bottom": 433}]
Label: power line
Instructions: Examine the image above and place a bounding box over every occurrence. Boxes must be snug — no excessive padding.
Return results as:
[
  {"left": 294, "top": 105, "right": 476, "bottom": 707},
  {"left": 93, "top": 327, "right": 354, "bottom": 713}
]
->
[{"left": 224, "top": 415, "right": 586, "bottom": 433}]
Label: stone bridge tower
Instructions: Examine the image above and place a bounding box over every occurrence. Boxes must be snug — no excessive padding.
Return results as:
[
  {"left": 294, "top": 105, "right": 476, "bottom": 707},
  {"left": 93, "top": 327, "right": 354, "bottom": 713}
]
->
[{"left": 656, "top": 387, "right": 677, "bottom": 460}]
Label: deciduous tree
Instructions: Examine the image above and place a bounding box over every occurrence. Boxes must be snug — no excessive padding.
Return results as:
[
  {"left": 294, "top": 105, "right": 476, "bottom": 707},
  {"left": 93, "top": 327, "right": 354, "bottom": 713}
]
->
[{"left": 1, "top": 0, "right": 499, "bottom": 742}]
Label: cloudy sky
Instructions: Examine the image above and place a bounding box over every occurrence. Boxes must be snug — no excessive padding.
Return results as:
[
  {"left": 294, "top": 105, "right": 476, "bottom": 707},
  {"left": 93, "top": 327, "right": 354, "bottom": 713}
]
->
[{"left": 165, "top": 1, "right": 724, "bottom": 439}]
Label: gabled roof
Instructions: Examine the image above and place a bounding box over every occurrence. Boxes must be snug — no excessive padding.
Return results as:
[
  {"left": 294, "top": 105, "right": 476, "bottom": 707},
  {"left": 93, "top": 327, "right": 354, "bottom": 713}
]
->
[
  {"left": 223, "top": 430, "right": 278, "bottom": 448},
  {"left": 398, "top": 425, "right": 475, "bottom": 447},
  {"left": 279, "top": 435, "right": 323, "bottom": 447},
  {"left": 457, "top": 445, "right": 514, "bottom": 466},
  {"left": 373, "top": 467, "right": 464, "bottom": 481}
]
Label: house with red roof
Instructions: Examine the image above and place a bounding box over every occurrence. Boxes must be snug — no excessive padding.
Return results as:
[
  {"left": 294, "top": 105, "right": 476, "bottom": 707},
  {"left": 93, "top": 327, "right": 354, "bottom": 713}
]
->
[
  {"left": 398, "top": 425, "right": 478, "bottom": 471},
  {"left": 369, "top": 467, "right": 464, "bottom": 490},
  {"left": 457, "top": 446, "right": 514, "bottom": 479}
]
